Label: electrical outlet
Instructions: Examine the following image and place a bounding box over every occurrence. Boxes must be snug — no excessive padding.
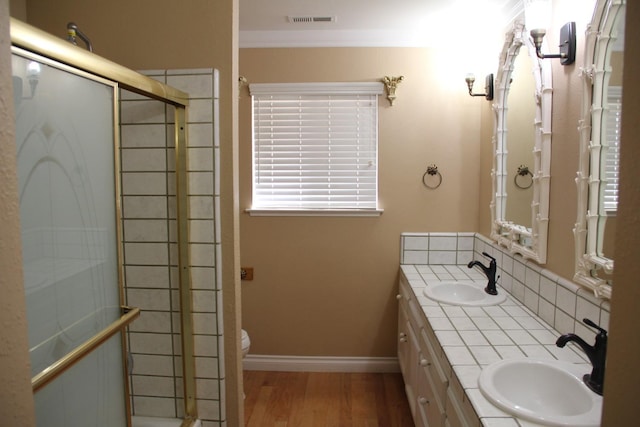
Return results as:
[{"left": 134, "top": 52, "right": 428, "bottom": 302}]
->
[{"left": 241, "top": 267, "right": 254, "bottom": 281}]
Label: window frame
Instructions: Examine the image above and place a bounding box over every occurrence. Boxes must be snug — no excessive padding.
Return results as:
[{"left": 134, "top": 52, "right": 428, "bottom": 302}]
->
[{"left": 247, "top": 82, "right": 384, "bottom": 217}]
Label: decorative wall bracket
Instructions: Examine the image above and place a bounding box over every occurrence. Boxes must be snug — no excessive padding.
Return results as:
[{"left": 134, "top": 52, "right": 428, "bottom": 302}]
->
[
  {"left": 382, "top": 76, "right": 404, "bottom": 106},
  {"left": 238, "top": 75, "right": 248, "bottom": 98}
]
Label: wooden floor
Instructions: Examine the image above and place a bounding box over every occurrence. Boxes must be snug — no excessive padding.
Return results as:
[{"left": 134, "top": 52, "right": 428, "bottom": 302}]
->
[{"left": 243, "top": 371, "right": 414, "bottom": 426}]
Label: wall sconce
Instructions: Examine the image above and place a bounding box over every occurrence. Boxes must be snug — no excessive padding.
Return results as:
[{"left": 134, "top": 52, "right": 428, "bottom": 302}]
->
[
  {"left": 465, "top": 73, "right": 493, "bottom": 101},
  {"left": 382, "top": 76, "right": 404, "bottom": 106},
  {"left": 529, "top": 22, "right": 576, "bottom": 65}
]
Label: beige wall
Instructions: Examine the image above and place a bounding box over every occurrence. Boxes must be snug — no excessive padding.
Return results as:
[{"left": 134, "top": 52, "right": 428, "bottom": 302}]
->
[
  {"left": 21, "top": 0, "right": 237, "bottom": 72},
  {"left": 239, "top": 47, "right": 484, "bottom": 356},
  {"left": 0, "top": 0, "right": 36, "bottom": 424},
  {"left": 9, "top": 0, "right": 26, "bottom": 20}
]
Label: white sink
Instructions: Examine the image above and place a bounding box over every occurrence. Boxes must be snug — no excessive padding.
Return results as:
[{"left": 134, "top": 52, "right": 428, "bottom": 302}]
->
[
  {"left": 422, "top": 281, "right": 506, "bottom": 306},
  {"left": 478, "top": 358, "right": 602, "bottom": 426}
]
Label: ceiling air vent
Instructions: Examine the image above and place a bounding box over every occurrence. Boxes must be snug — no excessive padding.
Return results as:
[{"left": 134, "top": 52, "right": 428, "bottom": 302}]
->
[{"left": 287, "top": 16, "right": 336, "bottom": 24}]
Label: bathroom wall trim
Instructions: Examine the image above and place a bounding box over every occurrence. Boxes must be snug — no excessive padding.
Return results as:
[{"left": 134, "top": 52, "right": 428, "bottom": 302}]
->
[{"left": 243, "top": 355, "right": 400, "bottom": 373}]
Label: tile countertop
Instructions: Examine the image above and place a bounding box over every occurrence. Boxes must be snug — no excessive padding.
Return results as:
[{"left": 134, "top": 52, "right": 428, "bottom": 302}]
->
[{"left": 400, "top": 264, "right": 594, "bottom": 427}]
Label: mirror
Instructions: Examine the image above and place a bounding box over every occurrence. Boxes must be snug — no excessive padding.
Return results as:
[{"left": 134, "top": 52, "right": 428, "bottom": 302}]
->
[
  {"left": 574, "top": 0, "right": 625, "bottom": 299},
  {"left": 506, "top": 46, "right": 536, "bottom": 229},
  {"left": 491, "top": 20, "right": 552, "bottom": 264}
]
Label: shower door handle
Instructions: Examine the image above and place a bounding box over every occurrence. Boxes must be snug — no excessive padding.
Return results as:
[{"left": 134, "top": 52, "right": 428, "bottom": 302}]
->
[{"left": 31, "top": 305, "right": 140, "bottom": 393}]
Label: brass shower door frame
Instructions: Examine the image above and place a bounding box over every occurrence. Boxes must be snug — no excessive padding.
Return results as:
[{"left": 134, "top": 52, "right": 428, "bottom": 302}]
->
[{"left": 11, "top": 18, "right": 198, "bottom": 427}]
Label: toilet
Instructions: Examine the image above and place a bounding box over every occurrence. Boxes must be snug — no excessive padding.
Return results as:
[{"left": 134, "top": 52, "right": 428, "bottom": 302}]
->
[
  {"left": 241, "top": 329, "right": 251, "bottom": 358},
  {"left": 241, "top": 329, "right": 251, "bottom": 398}
]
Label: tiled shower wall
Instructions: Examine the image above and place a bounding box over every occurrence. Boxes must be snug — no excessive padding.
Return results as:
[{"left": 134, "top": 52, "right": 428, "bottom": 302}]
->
[
  {"left": 120, "top": 68, "right": 224, "bottom": 426},
  {"left": 400, "top": 232, "right": 611, "bottom": 341}
]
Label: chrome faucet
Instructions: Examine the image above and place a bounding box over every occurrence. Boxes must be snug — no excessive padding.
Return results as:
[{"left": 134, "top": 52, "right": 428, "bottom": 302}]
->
[
  {"left": 556, "top": 318, "right": 607, "bottom": 395},
  {"left": 467, "top": 252, "right": 499, "bottom": 295}
]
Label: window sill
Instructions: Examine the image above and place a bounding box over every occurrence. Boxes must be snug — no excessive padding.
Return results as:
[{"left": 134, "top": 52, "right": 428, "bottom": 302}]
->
[{"left": 245, "top": 208, "right": 384, "bottom": 217}]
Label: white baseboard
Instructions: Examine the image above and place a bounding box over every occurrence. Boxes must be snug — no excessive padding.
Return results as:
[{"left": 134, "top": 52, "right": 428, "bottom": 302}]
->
[{"left": 243, "top": 355, "right": 400, "bottom": 373}]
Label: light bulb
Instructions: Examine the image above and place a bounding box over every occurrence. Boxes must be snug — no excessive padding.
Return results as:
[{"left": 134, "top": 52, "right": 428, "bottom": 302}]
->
[{"left": 26, "top": 61, "right": 41, "bottom": 78}]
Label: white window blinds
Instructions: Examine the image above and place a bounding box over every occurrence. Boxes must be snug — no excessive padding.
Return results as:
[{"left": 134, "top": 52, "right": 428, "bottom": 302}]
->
[
  {"left": 250, "top": 83, "right": 383, "bottom": 211},
  {"left": 603, "top": 86, "right": 622, "bottom": 213}
]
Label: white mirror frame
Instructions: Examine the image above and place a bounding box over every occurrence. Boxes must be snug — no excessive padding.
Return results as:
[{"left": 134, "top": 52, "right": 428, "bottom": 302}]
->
[
  {"left": 491, "top": 21, "right": 552, "bottom": 264},
  {"left": 574, "top": 0, "right": 625, "bottom": 300}
]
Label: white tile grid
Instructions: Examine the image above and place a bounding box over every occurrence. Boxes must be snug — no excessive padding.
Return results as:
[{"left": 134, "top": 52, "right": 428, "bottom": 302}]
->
[
  {"left": 121, "top": 90, "right": 179, "bottom": 418},
  {"left": 122, "top": 69, "right": 223, "bottom": 425},
  {"left": 401, "top": 233, "right": 475, "bottom": 265},
  {"left": 430, "top": 250, "right": 458, "bottom": 264},
  {"left": 402, "top": 263, "right": 597, "bottom": 425}
]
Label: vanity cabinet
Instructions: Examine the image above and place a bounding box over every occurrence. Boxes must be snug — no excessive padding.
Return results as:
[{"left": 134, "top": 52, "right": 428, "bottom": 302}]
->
[
  {"left": 397, "top": 273, "right": 480, "bottom": 427},
  {"left": 417, "top": 326, "right": 448, "bottom": 427},
  {"left": 397, "top": 276, "right": 419, "bottom": 418}
]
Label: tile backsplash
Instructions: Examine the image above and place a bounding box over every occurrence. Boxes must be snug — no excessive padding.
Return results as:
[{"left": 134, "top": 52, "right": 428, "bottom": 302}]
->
[
  {"left": 401, "top": 232, "right": 475, "bottom": 265},
  {"left": 400, "top": 232, "right": 610, "bottom": 340}
]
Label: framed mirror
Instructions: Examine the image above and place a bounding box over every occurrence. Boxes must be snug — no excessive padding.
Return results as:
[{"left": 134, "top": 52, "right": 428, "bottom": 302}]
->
[
  {"left": 491, "top": 20, "right": 552, "bottom": 264},
  {"left": 574, "top": 0, "right": 626, "bottom": 299}
]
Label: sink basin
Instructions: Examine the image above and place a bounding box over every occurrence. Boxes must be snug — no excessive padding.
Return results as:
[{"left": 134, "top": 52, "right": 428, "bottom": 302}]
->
[
  {"left": 422, "top": 281, "right": 506, "bottom": 306},
  {"left": 478, "top": 358, "right": 602, "bottom": 426}
]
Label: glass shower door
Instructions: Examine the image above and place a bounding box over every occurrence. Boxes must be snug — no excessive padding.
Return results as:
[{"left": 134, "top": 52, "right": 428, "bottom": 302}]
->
[{"left": 12, "top": 50, "right": 131, "bottom": 426}]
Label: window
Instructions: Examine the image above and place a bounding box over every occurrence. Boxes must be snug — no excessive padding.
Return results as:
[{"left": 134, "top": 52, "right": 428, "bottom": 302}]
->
[
  {"left": 248, "top": 82, "right": 384, "bottom": 216},
  {"left": 603, "top": 86, "right": 621, "bottom": 213}
]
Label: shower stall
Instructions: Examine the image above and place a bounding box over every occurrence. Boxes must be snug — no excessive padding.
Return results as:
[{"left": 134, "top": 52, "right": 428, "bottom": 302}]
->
[{"left": 10, "top": 18, "right": 222, "bottom": 427}]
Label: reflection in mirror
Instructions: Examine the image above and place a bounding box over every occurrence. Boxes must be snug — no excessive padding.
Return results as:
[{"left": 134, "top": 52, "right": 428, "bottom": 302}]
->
[
  {"left": 491, "top": 20, "right": 551, "bottom": 264},
  {"left": 506, "top": 49, "right": 536, "bottom": 229},
  {"left": 600, "top": 25, "right": 624, "bottom": 262},
  {"left": 574, "top": 0, "right": 625, "bottom": 299},
  {"left": 601, "top": 82, "right": 622, "bottom": 262}
]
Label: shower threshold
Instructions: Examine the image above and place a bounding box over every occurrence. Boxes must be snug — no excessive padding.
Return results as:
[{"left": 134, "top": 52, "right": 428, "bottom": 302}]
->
[{"left": 131, "top": 416, "right": 201, "bottom": 427}]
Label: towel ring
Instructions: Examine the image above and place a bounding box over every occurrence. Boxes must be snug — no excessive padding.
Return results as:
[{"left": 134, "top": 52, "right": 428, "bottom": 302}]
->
[
  {"left": 422, "top": 164, "right": 442, "bottom": 189},
  {"left": 514, "top": 165, "right": 533, "bottom": 189}
]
